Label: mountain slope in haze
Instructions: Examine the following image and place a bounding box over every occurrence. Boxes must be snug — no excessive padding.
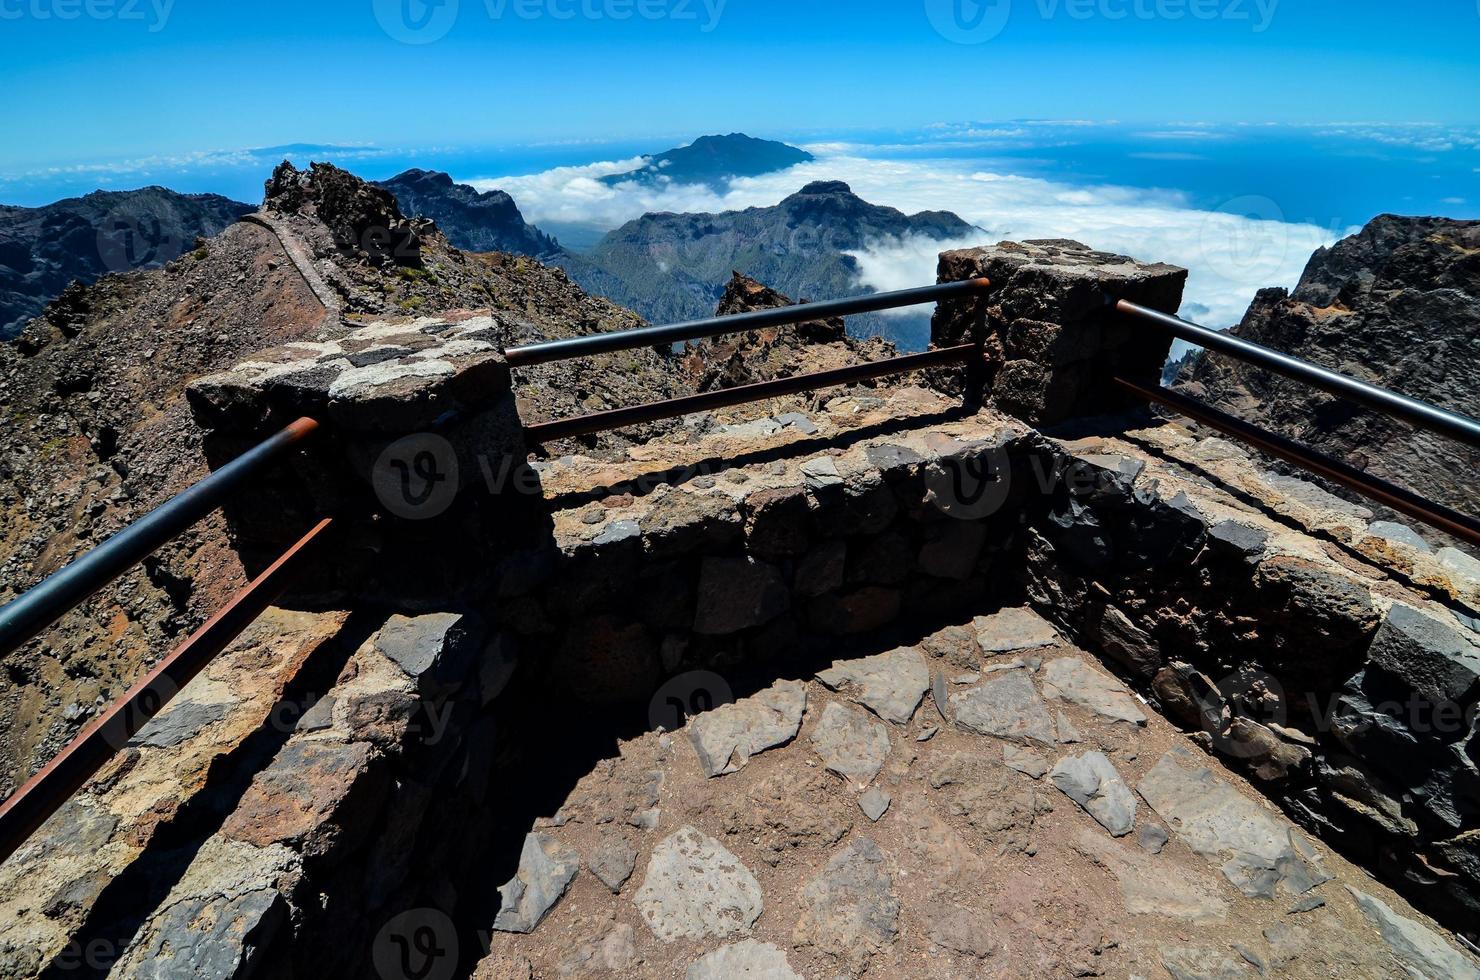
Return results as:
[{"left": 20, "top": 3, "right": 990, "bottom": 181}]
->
[
  {"left": 1177, "top": 214, "right": 1480, "bottom": 544},
  {"left": 599, "top": 133, "right": 814, "bottom": 191},
  {"left": 376, "top": 168, "right": 562, "bottom": 259},
  {"left": 0, "top": 187, "right": 254, "bottom": 339},
  {"left": 559, "top": 180, "right": 981, "bottom": 348}
]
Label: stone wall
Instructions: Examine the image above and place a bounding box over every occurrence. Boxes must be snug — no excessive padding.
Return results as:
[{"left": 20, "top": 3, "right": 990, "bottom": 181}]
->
[{"left": 1016, "top": 423, "right": 1480, "bottom": 937}]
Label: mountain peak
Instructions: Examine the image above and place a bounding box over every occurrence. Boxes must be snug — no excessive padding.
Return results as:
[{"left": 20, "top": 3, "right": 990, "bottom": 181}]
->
[
  {"left": 599, "top": 133, "right": 813, "bottom": 191},
  {"left": 795, "top": 180, "right": 853, "bottom": 196}
]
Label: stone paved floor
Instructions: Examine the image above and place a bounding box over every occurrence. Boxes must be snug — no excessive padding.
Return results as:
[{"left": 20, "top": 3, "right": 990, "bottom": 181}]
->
[{"left": 473, "top": 608, "right": 1480, "bottom": 979}]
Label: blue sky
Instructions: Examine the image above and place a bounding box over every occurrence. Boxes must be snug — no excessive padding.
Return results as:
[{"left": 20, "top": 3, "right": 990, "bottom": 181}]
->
[{"left": 3, "top": 0, "right": 1479, "bottom": 171}]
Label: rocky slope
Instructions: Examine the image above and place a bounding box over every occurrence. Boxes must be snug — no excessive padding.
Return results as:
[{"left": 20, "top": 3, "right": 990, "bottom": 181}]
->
[
  {"left": 599, "top": 133, "right": 814, "bottom": 190},
  {"left": 560, "top": 181, "right": 981, "bottom": 348},
  {"left": 375, "top": 168, "right": 561, "bottom": 260},
  {"left": 1177, "top": 215, "right": 1480, "bottom": 542},
  {"left": 0, "top": 187, "right": 253, "bottom": 339},
  {"left": 679, "top": 272, "right": 898, "bottom": 392},
  {"left": 0, "top": 160, "right": 694, "bottom": 796}
]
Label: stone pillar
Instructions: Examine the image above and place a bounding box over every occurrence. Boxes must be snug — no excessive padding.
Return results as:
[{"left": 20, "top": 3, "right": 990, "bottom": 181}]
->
[
  {"left": 186, "top": 310, "right": 536, "bottom": 601},
  {"left": 933, "top": 239, "right": 1187, "bottom": 426}
]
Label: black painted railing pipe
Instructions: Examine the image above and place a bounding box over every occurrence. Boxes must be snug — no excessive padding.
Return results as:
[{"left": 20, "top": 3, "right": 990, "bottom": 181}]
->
[
  {"left": 0, "top": 417, "right": 320, "bottom": 660},
  {"left": 505, "top": 278, "right": 992, "bottom": 367},
  {"left": 1116, "top": 299, "right": 1480, "bottom": 450}
]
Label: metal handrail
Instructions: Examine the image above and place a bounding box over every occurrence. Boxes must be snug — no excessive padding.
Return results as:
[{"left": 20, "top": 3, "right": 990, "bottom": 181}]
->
[
  {"left": 505, "top": 278, "right": 992, "bottom": 367},
  {"left": 527, "top": 345, "right": 977, "bottom": 444},
  {"left": 0, "top": 417, "right": 320, "bottom": 660},
  {"left": 0, "top": 517, "right": 334, "bottom": 865},
  {"left": 1116, "top": 299, "right": 1480, "bottom": 450},
  {"left": 1115, "top": 377, "right": 1480, "bottom": 548}
]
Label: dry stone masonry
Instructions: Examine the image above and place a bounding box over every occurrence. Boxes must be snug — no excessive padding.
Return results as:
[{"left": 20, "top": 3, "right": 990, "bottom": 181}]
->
[{"left": 4, "top": 238, "right": 1478, "bottom": 976}]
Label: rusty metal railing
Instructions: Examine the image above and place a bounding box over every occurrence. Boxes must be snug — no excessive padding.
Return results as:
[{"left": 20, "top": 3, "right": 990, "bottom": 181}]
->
[
  {"left": 517, "top": 279, "right": 992, "bottom": 443},
  {"left": 1114, "top": 301, "right": 1480, "bottom": 547}
]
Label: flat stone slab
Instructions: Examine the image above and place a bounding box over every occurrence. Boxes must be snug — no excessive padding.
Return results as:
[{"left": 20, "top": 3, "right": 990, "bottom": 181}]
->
[
  {"left": 1050, "top": 751, "right": 1137, "bottom": 837},
  {"left": 792, "top": 836, "right": 900, "bottom": 972},
  {"left": 686, "top": 940, "right": 803, "bottom": 980},
  {"left": 1347, "top": 886, "right": 1480, "bottom": 979},
  {"left": 1004, "top": 744, "right": 1049, "bottom": 779},
  {"left": 816, "top": 647, "right": 930, "bottom": 725},
  {"left": 974, "top": 607, "right": 1062, "bottom": 653},
  {"left": 188, "top": 311, "right": 511, "bottom": 433},
  {"left": 1076, "top": 830, "right": 1227, "bottom": 923},
  {"left": 1040, "top": 657, "right": 1148, "bottom": 726},
  {"left": 688, "top": 679, "right": 807, "bottom": 777},
  {"left": 492, "top": 832, "right": 581, "bottom": 933},
  {"left": 950, "top": 669, "right": 1057, "bottom": 745},
  {"left": 635, "top": 827, "right": 763, "bottom": 943},
  {"left": 1139, "top": 747, "right": 1330, "bottom": 899},
  {"left": 810, "top": 701, "right": 892, "bottom": 784}
]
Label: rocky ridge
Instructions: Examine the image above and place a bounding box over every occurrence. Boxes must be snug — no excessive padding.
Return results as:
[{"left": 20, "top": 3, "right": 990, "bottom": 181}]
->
[
  {"left": 1178, "top": 214, "right": 1480, "bottom": 547},
  {"left": 559, "top": 180, "right": 981, "bottom": 349},
  {"left": 0, "top": 187, "right": 253, "bottom": 340}
]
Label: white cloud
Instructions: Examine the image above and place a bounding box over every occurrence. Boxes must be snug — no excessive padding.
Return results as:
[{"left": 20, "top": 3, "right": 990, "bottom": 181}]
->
[{"left": 478, "top": 147, "right": 1347, "bottom": 334}]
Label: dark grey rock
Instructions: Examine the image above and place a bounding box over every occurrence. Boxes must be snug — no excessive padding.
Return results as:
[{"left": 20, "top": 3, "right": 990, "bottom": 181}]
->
[
  {"left": 688, "top": 679, "right": 806, "bottom": 777},
  {"left": 635, "top": 827, "right": 762, "bottom": 942},
  {"left": 492, "top": 832, "right": 581, "bottom": 933},
  {"left": 1366, "top": 603, "right": 1480, "bottom": 707},
  {"left": 1347, "top": 886, "right": 1480, "bottom": 979},
  {"left": 810, "top": 701, "right": 892, "bottom": 784},
  {"left": 858, "top": 787, "right": 892, "bottom": 822},
  {"left": 793, "top": 836, "right": 900, "bottom": 972},
  {"left": 130, "top": 698, "right": 230, "bottom": 748},
  {"left": 1367, "top": 521, "right": 1432, "bottom": 553},
  {"left": 1049, "top": 751, "right": 1137, "bottom": 837},
  {"left": 1096, "top": 605, "right": 1162, "bottom": 678},
  {"left": 1207, "top": 520, "right": 1269, "bottom": 564},
  {"left": 373, "top": 611, "right": 485, "bottom": 698},
  {"left": 588, "top": 834, "right": 638, "bottom": 894},
  {"left": 951, "top": 670, "right": 1057, "bottom": 745},
  {"left": 693, "top": 557, "right": 789, "bottom": 635},
  {"left": 816, "top": 648, "right": 930, "bottom": 725},
  {"left": 685, "top": 940, "right": 802, "bottom": 980}
]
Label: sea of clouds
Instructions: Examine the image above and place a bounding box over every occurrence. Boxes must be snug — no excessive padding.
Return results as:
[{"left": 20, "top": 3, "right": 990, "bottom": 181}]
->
[{"left": 478, "top": 144, "right": 1349, "bottom": 335}]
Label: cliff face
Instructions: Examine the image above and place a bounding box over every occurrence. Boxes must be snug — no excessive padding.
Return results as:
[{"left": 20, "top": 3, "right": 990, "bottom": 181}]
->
[
  {"left": 559, "top": 181, "right": 980, "bottom": 348},
  {"left": 376, "top": 168, "right": 562, "bottom": 260},
  {"left": 0, "top": 188, "right": 253, "bottom": 339},
  {"left": 1178, "top": 215, "right": 1480, "bottom": 534}
]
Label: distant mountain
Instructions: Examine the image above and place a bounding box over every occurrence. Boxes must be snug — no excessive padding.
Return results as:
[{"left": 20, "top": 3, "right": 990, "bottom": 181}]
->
[
  {"left": 559, "top": 180, "right": 981, "bottom": 349},
  {"left": 599, "top": 133, "right": 814, "bottom": 191},
  {"left": 376, "top": 169, "right": 561, "bottom": 259},
  {"left": 0, "top": 188, "right": 253, "bottom": 339}
]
